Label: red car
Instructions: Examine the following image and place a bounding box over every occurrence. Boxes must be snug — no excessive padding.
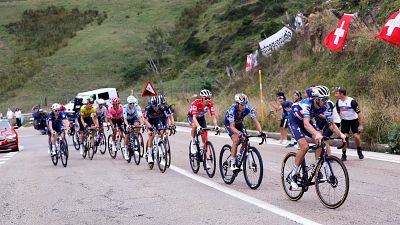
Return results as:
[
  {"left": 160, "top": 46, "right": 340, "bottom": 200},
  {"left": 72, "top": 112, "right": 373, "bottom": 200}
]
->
[{"left": 0, "top": 119, "right": 19, "bottom": 152}]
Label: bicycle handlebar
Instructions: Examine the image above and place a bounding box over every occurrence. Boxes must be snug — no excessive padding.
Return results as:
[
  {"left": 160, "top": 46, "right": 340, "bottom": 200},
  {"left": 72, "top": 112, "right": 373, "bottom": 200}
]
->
[
  {"left": 311, "top": 136, "right": 348, "bottom": 149},
  {"left": 245, "top": 134, "right": 266, "bottom": 145},
  {"left": 198, "top": 127, "right": 221, "bottom": 136}
]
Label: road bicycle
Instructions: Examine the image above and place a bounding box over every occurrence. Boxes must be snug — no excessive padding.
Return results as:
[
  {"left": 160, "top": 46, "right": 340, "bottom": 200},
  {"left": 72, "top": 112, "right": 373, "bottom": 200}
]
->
[
  {"left": 107, "top": 126, "right": 124, "bottom": 159},
  {"left": 50, "top": 131, "right": 68, "bottom": 167},
  {"left": 95, "top": 125, "right": 107, "bottom": 155},
  {"left": 281, "top": 137, "right": 349, "bottom": 209},
  {"left": 82, "top": 127, "right": 96, "bottom": 160},
  {"left": 125, "top": 125, "right": 144, "bottom": 164},
  {"left": 146, "top": 127, "right": 170, "bottom": 173}
]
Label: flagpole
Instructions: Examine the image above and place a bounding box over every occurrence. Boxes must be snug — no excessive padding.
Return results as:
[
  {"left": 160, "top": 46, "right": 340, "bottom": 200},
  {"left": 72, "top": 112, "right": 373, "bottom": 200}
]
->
[{"left": 258, "top": 69, "right": 264, "bottom": 129}]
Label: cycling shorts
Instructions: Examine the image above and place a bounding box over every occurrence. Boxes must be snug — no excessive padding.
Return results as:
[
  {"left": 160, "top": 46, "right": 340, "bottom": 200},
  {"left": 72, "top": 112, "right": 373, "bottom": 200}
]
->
[
  {"left": 78, "top": 117, "right": 94, "bottom": 132},
  {"left": 187, "top": 115, "right": 207, "bottom": 129},
  {"left": 280, "top": 118, "right": 289, "bottom": 128},
  {"left": 323, "top": 123, "right": 341, "bottom": 137},
  {"left": 224, "top": 123, "right": 244, "bottom": 137},
  {"left": 341, "top": 119, "right": 359, "bottom": 134},
  {"left": 288, "top": 114, "right": 319, "bottom": 141},
  {"left": 111, "top": 118, "right": 123, "bottom": 130},
  {"left": 123, "top": 118, "right": 140, "bottom": 134}
]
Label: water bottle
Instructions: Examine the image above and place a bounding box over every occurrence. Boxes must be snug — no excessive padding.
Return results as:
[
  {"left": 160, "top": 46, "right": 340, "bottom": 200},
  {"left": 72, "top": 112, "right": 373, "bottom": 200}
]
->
[{"left": 237, "top": 149, "right": 244, "bottom": 162}]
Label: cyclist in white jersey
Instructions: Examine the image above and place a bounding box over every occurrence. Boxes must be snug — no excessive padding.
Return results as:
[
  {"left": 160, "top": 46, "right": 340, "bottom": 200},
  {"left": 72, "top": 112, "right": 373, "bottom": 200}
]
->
[{"left": 335, "top": 87, "right": 364, "bottom": 160}]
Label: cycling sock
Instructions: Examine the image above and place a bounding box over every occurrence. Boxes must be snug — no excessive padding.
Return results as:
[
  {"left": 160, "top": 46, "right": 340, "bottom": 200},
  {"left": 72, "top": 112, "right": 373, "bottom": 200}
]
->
[
  {"left": 52, "top": 144, "right": 56, "bottom": 150},
  {"left": 357, "top": 147, "right": 362, "bottom": 151},
  {"left": 192, "top": 138, "right": 196, "bottom": 143},
  {"left": 292, "top": 165, "right": 299, "bottom": 175}
]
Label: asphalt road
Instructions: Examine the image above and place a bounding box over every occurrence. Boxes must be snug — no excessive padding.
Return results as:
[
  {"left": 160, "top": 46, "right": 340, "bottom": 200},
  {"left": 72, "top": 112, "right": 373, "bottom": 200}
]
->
[{"left": 0, "top": 127, "right": 399, "bottom": 225}]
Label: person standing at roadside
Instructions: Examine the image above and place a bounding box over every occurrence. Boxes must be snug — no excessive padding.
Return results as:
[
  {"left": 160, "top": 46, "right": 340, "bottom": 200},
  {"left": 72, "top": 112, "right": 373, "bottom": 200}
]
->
[
  {"left": 6, "top": 108, "right": 13, "bottom": 124},
  {"left": 15, "top": 108, "right": 22, "bottom": 127},
  {"left": 335, "top": 87, "right": 364, "bottom": 161}
]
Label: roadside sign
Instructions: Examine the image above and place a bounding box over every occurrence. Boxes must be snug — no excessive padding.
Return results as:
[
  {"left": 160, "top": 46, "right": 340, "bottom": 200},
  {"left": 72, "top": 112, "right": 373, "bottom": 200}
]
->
[{"left": 141, "top": 81, "right": 157, "bottom": 97}]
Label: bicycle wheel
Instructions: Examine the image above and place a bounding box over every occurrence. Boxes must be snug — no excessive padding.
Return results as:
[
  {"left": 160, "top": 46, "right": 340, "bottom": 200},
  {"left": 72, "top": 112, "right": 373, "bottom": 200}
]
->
[
  {"left": 60, "top": 139, "right": 68, "bottom": 167},
  {"left": 132, "top": 136, "right": 141, "bottom": 165},
  {"left": 157, "top": 143, "right": 168, "bottom": 173},
  {"left": 88, "top": 135, "right": 95, "bottom": 160},
  {"left": 281, "top": 152, "right": 305, "bottom": 201},
  {"left": 219, "top": 145, "right": 235, "bottom": 184},
  {"left": 73, "top": 132, "right": 80, "bottom": 151},
  {"left": 82, "top": 136, "right": 88, "bottom": 159},
  {"left": 315, "top": 155, "right": 349, "bottom": 209},
  {"left": 243, "top": 147, "right": 263, "bottom": 189},
  {"left": 138, "top": 133, "right": 145, "bottom": 157},
  {"left": 165, "top": 137, "right": 171, "bottom": 168},
  {"left": 108, "top": 135, "right": 117, "bottom": 159},
  {"left": 51, "top": 146, "right": 58, "bottom": 166},
  {"left": 203, "top": 141, "right": 216, "bottom": 178},
  {"left": 188, "top": 140, "right": 200, "bottom": 174},
  {"left": 99, "top": 133, "right": 107, "bottom": 154}
]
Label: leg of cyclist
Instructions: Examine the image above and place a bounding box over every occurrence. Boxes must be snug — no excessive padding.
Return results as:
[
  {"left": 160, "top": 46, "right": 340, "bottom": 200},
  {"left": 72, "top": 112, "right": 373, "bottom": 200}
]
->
[
  {"left": 123, "top": 119, "right": 133, "bottom": 160},
  {"left": 225, "top": 122, "right": 244, "bottom": 171},
  {"left": 144, "top": 118, "right": 155, "bottom": 164},
  {"left": 188, "top": 115, "right": 198, "bottom": 154},
  {"left": 78, "top": 117, "right": 86, "bottom": 154}
]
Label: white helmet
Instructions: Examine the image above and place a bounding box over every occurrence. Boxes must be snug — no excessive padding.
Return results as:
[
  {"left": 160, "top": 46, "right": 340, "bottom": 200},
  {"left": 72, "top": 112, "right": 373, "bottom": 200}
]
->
[
  {"left": 312, "top": 85, "right": 330, "bottom": 98},
  {"left": 127, "top": 96, "right": 138, "bottom": 104},
  {"left": 51, "top": 103, "right": 60, "bottom": 111},
  {"left": 200, "top": 89, "right": 212, "bottom": 98},
  {"left": 150, "top": 96, "right": 160, "bottom": 106},
  {"left": 234, "top": 93, "right": 249, "bottom": 105},
  {"left": 97, "top": 98, "right": 105, "bottom": 105}
]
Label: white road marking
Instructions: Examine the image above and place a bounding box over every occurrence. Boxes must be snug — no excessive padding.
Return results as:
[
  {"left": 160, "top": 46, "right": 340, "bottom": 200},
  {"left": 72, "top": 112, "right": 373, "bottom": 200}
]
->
[
  {"left": 170, "top": 165, "right": 321, "bottom": 225},
  {"left": 175, "top": 127, "right": 400, "bottom": 164},
  {"left": 0, "top": 161, "right": 5, "bottom": 165},
  {"left": 0, "top": 158, "right": 10, "bottom": 161}
]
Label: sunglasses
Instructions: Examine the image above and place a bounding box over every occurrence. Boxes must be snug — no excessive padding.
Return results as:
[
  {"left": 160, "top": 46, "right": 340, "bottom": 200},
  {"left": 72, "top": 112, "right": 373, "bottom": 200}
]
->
[
  {"left": 203, "top": 97, "right": 211, "bottom": 100},
  {"left": 319, "top": 97, "right": 329, "bottom": 103},
  {"left": 54, "top": 110, "right": 59, "bottom": 112},
  {"left": 129, "top": 103, "right": 134, "bottom": 105}
]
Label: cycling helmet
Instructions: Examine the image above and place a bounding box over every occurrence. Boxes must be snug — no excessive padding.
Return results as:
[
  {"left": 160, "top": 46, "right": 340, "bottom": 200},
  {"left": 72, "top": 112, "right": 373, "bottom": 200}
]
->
[
  {"left": 51, "top": 103, "right": 60, "bottom": 111},
  {"left": 87, "top": 97, "right": 95, "bottom": 104},
  {"left": 159, "top": 95, "right": 167, "bottom": 104},
  {"left": 150, "top": 96, "right": 160, "bottom": 106},
  {"left": 234, "top": 93, "right": 249, "bottom": 105},
  {"left": 97, "top": 98, "right": 106, "bottom": 105},
  {"left": 112, "top": 97, "right": 120, "bottom": 105},
  {"left": 127, "top": 96, "right": 138, "bottom": 104},
  {"left": 312, "top": 85, "right": 330, "bottom": 98},
  {"left": 199, "top": 89, "right": 212, "bottom": 98}
]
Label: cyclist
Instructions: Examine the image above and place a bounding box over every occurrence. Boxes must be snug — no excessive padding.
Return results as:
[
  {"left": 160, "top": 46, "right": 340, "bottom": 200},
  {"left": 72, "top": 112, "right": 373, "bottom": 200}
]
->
[
  {"left": 95, "top": 99, "right": 108, "bottom": 132},
  {"left": 122, "top": 95, "right": 144, "bottom": 160},
  {"left": 108, "top": 97, "right": 124, "bottom": 152},
  {"left": 143, "top": 96, "right": 171, "bottom": 164},
  {"left": 159, "top": 95, "right": 176, "bottom": 131},
  {"left": 287, "top": 85, "right": 346, "bottom": 189},
  {"left": 293, "top": 90, "right": 302, "bottom": 103},
  {"left": 78, "top": 97, "right": 99, "bottom": 155},
  {"left": 224, "top": 93, "right": 266, "bottom": 171},
  {"left": 47, "top": 103, "right": 69, "bottom": 155},
  {"left": 188, "top": 89, "right": 219, "bottom": 154}
]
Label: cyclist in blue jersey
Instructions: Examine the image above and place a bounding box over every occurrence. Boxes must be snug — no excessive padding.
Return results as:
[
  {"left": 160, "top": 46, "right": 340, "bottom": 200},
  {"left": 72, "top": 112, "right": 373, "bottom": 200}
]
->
[
  {"left": 159, "top": 95, "right": 176, "bottom": 131},
  {"left": 224, "top": 93, "right": 266, "bottom": 171},
  {"left": 47, "top": 103, "right": 69, "bottom": 156},
  {"left": 122, "top": 95, "right": 144, "bottom": 160},
  {"left": 288, "top": 86, "right": 346, "bottom": 189}
]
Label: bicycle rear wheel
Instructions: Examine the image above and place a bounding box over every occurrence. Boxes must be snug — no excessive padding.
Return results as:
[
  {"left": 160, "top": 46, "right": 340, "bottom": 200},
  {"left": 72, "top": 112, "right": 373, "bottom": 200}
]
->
[
  {"left": 88, "top": 135, "right": 95, "bottom": 160},
  {"left": 138, "top": 133, "right": 145, "bottom": 157},
  {"left": 99, "top": 133, "right": 107, "bottom": 154},
  {"left": 73, "top": 132, "right": 80, "bottom": 151},
  {"left": 107, "top": 135, "right": 117, "bottom": 159},
  {"left": 188, "top": 140, "right": 200, "bottom": 174},
  {"left": 315, "top": 155, "right": 349, "bottom": 209},
  {"left": 60, "top": 139, "right": 68, "bottom": 167},
  {"left": 157, "top": 144, "right": 168, "bottom": 173},
  {"left": 51, "top": 146, "right": 58, "bottom": 166},
  {"left": 219, "top": 145, "right": 236, "bottom": 184},
  {"left": 281, "top": 152, "right": 305, "bottom": 201},
  {"left": 132, "top": 136, "right": 141, "bottom": 165},
  {"left": 243, "top": 147, "right": 263, "bottom": 189},
  {"left": 146, "top": 143, "right": 154, "bottom": 170},
  {"left": 203, "top": 141, "right": 216, "bottom": 178},
  {"left": 165, "top": 137, "right": 171, "bottom": 168}
]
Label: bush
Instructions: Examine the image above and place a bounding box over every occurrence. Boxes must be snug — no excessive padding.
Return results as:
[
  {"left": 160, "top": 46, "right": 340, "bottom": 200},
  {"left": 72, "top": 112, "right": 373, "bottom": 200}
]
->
[
  {"left": 260, "top": 20, "right": 281, "bottom": 38},
  {"left": 183, "top": 36, "right": 209, "bottom": 55},
  {"left": 388, "top": 127, "right": 400, "bottom": 154}
]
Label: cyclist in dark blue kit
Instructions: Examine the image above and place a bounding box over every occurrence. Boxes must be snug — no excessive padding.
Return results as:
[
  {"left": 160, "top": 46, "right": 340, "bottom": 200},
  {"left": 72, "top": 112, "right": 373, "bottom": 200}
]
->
[{"left": 47, "top": 103, "right": 69, "bottom": 156}]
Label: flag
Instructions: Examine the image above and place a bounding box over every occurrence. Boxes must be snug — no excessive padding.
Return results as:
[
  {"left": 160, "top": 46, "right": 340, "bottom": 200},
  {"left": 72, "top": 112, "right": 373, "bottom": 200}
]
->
[
  {"left": 323, "top": 14, "right": 353, "bottom": 52},
  {"left": 245, "top": 50, "right": 258, "bottom": 72},
  {"left": 375, "top": 10, "right": 400, "bottom": 46}
]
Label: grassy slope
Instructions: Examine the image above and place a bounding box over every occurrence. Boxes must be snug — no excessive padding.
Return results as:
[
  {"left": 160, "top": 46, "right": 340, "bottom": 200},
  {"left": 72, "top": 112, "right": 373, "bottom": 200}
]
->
[{"left": 0, "top": 0, "right": 191, "bottom": 110}]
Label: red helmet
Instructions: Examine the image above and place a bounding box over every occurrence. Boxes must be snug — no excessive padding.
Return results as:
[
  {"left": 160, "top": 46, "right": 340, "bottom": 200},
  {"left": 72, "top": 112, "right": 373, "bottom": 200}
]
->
[
  {"left": 112, "top": 97, "right": 121, "bottom": 105},
  {"left": 59, "top": 105, "right": 66, "bottom": 111}
]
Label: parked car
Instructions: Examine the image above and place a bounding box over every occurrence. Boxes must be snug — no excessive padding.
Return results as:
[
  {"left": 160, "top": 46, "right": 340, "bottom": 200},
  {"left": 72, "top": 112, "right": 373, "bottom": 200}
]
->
[{"left": 0, "top": 119, "right": 19, "bottom": 152}]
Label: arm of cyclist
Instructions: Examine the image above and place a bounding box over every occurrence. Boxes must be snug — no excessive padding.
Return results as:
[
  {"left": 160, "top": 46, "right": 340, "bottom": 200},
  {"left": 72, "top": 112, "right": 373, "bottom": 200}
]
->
[
  {"left": 192, "top": 114, "right": 201, "bottom": 130},
  {"left": 92, "top": 114, "right": 99, "bottom": 128},
  {"left": 303, "top": 117, "right": 322, "bottom": 144},
  {"left": 327, "top": 120, "right": 347, "bottom": 141},
  {"left": 48, "top": 121, "right": 55, "bottom": 134}
]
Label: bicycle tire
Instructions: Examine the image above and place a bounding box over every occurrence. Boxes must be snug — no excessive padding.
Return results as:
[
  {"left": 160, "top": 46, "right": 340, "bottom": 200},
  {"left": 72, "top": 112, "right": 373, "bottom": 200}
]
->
[
  {"left": 132, "top": 136, "right": 141, "bottom": 165},
  {"left": 203, "top": 141, "right": 216, "bottom": 178},
  {"left": 51, "top": 146, "right": 58, "bottom": 166},
  {"left": 88, "top": 135, "right": 95, "bottom": 160},
  {"left": 73, "top": 132, "right": 80, "bottom": 151},
  {"left": 60, "top": 139, "right": 68, "bottom": 167},
  {"left": 281, "top": 152, "right": 305, "bottom": 201},
  {"left": 165, "top": 137, "right": 171, "bottom": 168},
  {"left": 189, "top": 140, "right": 200, "bottom": 174},
  {"left": 138, "top": 133, "right": 145, "bottom": 157},
  {"left": 157, "top": 143, "right": 167, "bottom": 173},
  {"left": 219, "top": 145, "right": 236, "bottom": 184},
  {"left": 243, "top": 147, "right": 263, "bottom": 189},
  {"left": 108, "top": 134, "right": 117, "bottom": 159},
  {"left": 315, "top": 155, "right": 349, "bottom": 209},
  {"left": 99, "top": 133, "right": 107, "bottom": 154}
]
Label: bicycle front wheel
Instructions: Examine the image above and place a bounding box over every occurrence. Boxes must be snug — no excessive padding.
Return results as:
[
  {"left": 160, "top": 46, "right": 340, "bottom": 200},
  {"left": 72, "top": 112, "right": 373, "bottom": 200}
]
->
[
  {"left": 243, "top": 147, "right": 263, "bottom": 189},
  {"left": 157, "top": 144, "right": 168, "bottom": 173},
  {"left": 60, "top": 139, "right": 68, "bottom": 167},
  {"left": 99, "top": 133, "right": 107, "bottom": 154},
  {"left": 51, "top": 147, "right": 58, "bottom": 166},
  {"left": 108, "top": 135, "right": 117, "bottom": 159},
  {"left": 188, "top": 140, "right": 200, "bottom": 174},
  {"left": 203, "top": 141, "right": 216, "bottom": 178},
  {"left": 88, "top": 135, "right": 95, "bottom": 160},
  {"left": 165, "top": 137, "right": 171, "bottom": 168},
  {"left": 132, "top": 136, "right": 141, "bottom": 165},
  {"left": 219, "top": 145, "right": 235, "bottom": 184},
  {"left": 315, "top": 155, "right": 349, "bottom": 209},
  {"left": 138, "top": 133, "right": 145, "bottom": 157},
  {"left": 281, "top": 152, "right": 305, "bottom": 201},
  {"left": 73, "top": 132, "right": 80, "bottom": 151}
]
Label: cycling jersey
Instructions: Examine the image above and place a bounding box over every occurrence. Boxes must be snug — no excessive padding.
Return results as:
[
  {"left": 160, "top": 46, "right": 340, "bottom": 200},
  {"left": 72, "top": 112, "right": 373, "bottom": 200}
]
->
[
  {"left": 47, "top": 111, "right": 67, "bottom": 134},
  {"left": 281, "top": 100, "right": 293, "bottom": 119},
  {"left": 95, "top": 105, "right": 108, "bottom": 120},
  {"left": 108, "top": 104, "right": 123, "bottom": 120},
  {"left": 161, "top": 104, "right": 174, "bottom": 117},
  {"left": 188, "top": 99, "right": 215, "bottom": 117},
  {"left": 80, "top": 105, "right": 96, "bottom": 118},
  {"left": 144, "top": 105, "right": 169, "bottom": 120},
  {"left": 291, "top": 97, "right": 332, "bottom": 121},
  {"left": 336, "top": 97, "right": 360, "bottom": 120},
  {"left": 123, "top": 104, "right": 142, "bottom": 120},
  {"left": 224, "top": 104, "right": 257, "bottom": 126}
]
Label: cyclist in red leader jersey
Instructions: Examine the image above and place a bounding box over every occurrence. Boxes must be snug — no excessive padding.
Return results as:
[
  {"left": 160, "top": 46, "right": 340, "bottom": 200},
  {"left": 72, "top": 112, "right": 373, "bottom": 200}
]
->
[{"left": 188, "top": 89, "right": 219, "bottom": 154}]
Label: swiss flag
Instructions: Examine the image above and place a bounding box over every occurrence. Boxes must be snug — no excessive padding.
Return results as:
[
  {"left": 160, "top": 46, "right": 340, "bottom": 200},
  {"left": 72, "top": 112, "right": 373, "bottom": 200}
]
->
[
  {"left": 323, "top": 14, "right": 353, "bottom": 52},
  {"left": 375, "top": 10, "right": 400, "bottom": 46}
]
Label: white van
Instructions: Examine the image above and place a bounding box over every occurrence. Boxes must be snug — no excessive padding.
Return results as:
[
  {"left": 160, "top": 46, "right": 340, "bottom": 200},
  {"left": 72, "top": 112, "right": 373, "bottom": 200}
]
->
[{"left": 65, "top": 88, "right": 118, "bottom": 115}]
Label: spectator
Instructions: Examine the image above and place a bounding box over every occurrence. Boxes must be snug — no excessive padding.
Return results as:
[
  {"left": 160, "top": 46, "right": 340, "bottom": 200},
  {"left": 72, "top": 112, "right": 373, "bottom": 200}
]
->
[
  {"left": 335, "top": 87, "right": 364, "bottom": 161},
  {"left": 271, "top": 92, "right": 292, "bottom": 145},
  {"left": 6, "top": 108, "right": 13, "bottom": 124},
  {"left": 293, "top": 90, "right": 302, "bottom": 103},
  {"left": 286, "top": 91, "right": 303, "bottom": 148},
  {"left": 0, "top": 112, "right": 3, "bottom": 118},
  {"left": 15, "top": 108, "right": 22, "bottom": 127}
]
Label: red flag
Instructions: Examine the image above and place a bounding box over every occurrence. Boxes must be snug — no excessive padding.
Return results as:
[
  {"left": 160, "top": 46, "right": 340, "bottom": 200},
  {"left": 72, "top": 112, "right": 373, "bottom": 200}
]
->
[
  {"left": 375, "top": 10, "right": 400, "bottom": 46},
  {"left": 323, "top": 14, "right": 353, "bottom": 52}
]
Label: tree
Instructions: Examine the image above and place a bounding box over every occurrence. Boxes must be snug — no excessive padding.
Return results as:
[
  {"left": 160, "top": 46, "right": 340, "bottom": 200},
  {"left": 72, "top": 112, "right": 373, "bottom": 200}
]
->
[{"left": 144, "top": 27, "right": 170, "bottom": 74}]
